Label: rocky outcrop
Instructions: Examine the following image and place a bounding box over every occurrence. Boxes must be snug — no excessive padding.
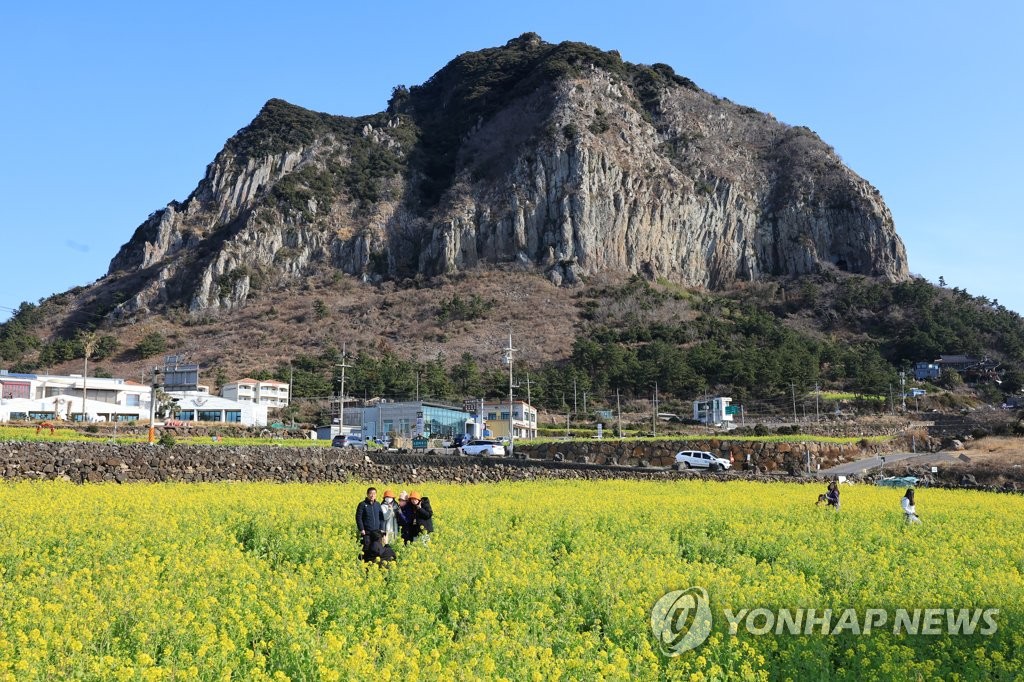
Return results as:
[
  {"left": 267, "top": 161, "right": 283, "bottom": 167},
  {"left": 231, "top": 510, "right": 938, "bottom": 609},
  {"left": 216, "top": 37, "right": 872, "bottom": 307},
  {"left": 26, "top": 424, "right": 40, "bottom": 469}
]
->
[{"left": 101, "top": 35, "right": 908, "bottom": 317}]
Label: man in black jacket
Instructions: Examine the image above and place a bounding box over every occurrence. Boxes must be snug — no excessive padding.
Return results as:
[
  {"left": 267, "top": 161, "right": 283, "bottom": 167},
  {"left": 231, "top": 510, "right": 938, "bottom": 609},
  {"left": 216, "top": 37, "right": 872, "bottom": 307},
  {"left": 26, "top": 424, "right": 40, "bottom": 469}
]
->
[{"left": 355, "top": 487, "right": 385, "bottom": 556}]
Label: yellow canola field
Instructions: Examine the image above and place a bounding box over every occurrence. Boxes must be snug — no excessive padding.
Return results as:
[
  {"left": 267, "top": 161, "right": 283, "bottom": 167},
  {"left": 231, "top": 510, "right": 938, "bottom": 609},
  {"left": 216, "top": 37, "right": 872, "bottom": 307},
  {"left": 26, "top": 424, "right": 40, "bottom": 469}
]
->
[{"left": 0, "top": 479, "right": 1021, "bottom": 681}]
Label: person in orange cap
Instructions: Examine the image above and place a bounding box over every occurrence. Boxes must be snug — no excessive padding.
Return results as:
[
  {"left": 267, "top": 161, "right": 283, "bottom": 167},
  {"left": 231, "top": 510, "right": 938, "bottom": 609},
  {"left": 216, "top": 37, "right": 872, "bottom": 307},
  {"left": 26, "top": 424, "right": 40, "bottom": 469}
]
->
[
  {"left": 380, "top": 489, "right": 400, "bottom": 544},
  {"left": 406, "top": 491, "right": 433, "bottom": 544}
]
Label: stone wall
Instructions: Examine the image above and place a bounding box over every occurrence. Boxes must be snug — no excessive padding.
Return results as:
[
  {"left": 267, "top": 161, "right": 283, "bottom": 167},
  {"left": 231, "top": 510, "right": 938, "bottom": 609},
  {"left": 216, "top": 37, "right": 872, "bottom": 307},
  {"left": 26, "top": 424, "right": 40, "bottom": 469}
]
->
[
  {"left": 0, "top": 442, "right": 714, "bottom": 485},
  {"left": 519, "top": 438, "right": 893, "bottom": 472}
]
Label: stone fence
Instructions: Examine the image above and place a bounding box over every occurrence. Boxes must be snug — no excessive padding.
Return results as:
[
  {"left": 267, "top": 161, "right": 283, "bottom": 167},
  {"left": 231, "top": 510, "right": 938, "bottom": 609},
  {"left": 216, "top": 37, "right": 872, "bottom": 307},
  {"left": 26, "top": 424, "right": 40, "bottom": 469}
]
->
[
  {"left": 0, "top": 437, "right": 899, "bottom": 484},
  {"left": 0, "top": 441, "right": 804, "bottom": 485},
  {"left": 518, "top": 437, "right": 896, "bottom": 472}
]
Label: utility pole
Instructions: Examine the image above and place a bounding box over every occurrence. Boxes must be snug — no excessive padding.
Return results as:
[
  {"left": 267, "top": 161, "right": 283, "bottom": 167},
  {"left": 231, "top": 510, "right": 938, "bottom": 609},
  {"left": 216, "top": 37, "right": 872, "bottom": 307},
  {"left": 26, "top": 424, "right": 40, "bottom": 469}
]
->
[
  {"left": 899, "top": 372, "right": 906, "bottom": 411},
  {"left": 81, "top": 334, "right": 96, "bottom": 423},
  {"left": 582, "top": 390, "right": 587, "bottom": 416},
  {"left": 503, "top": 332, "right": 516, "bottom": 454},
  {"left": 524, "top": 373, "right": 532, "bottom": 406},
  {"left": 889, "top": 383, "right": 894, "bottom": 415},
  {"left": 616, "top": 387, "right": 622, "bottom": 438},
  {"left": 336, "top": 344, "right": 351, "bottom": 432},
  {"left": 815, "top": 383, "right": 820, "bottom": 423},
  {"left": 288, "top": 361, "right": 294, "bottom": 427},
  {"left": 652, "top": 383, "right": 658, "bottom": 437},
  {"left": 791, "top": 383, "right": 798, "bottom": 424},
  {"left": 148, "top": 367, "right": 161, "bottom": 444},
  {"left": 573, "top": 377, "right": 578, "bottom": 415}
]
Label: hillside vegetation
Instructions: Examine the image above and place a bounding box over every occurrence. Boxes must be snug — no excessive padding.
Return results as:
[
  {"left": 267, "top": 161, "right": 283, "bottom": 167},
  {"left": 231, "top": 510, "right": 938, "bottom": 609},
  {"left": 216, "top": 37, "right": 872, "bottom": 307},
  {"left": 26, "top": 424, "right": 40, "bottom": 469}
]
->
[{"left": 3, "top": 269, "right": 1023, "bottom": 426}]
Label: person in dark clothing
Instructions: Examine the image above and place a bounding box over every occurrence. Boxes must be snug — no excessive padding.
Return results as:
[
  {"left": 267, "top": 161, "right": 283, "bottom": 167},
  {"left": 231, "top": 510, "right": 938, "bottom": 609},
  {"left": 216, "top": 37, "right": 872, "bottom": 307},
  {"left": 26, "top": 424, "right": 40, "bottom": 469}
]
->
[
  {"left": 406, "top": 491, "right": 433, "bottom": 543},
  {"left": 395, "top": 491, "right": 415, "bottom": 544},
  {"left": 825, "top": 481, "right": 840, "bottom": 510},
  {"left": 361, "top": 530, "right": 396, "bottom": 564},
  {"left": 355, "top": 487, "right": 385, "bottom": 555}
]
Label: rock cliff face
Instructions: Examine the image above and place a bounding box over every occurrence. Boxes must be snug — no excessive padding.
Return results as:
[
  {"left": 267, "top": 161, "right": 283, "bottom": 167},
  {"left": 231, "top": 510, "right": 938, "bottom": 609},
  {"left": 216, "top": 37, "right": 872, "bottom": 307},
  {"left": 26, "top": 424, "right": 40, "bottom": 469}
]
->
[{"left": 103, "top": 33, "right": 907, "bottom": 317}]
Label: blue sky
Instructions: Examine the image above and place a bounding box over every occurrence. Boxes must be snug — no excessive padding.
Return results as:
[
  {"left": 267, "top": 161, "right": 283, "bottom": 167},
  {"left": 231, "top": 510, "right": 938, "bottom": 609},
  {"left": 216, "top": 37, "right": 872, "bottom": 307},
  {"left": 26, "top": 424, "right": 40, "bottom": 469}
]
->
[{"left": 1, "top": 1, "right": 1021, "bottom": 322}]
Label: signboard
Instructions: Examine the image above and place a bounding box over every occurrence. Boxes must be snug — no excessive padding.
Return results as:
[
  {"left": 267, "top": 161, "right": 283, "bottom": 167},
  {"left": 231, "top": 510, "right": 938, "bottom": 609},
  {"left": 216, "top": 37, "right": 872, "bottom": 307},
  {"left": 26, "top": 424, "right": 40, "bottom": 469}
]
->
[
  {"left": 415, "top": 412, "right": 425, "bottom": 436},
  {"left": 412, "top": 436, "right": 428, "bottom": 450},
  {"left": 596, "top": 423, "right": 603, "bottom": 439},
  {"left": 725, "top": 405, "right": 739, "bottom": 415},
  {"left": 463, "top": 400, "right": 478, "bottom": 414},
  {"left": 163, "top": 356, "right": 200, "bottom": 393}
]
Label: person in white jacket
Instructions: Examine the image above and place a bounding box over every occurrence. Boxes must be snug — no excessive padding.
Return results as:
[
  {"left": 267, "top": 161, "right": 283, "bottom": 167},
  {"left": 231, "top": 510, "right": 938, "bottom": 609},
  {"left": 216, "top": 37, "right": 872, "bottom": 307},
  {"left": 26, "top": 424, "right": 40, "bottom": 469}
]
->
[
  {"left": 901, "top": 488, "right": 921, "bottom": 524},
  {"left": 380, "top": 489, "right": 401, "bottom": 544}
]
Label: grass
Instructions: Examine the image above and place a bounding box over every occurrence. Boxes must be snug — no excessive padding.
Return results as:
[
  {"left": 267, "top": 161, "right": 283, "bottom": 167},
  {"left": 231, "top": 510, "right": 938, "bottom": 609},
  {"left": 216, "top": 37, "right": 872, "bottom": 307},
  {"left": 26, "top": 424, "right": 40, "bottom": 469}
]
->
[
  {"left": 0, "top": 426, "right": 889, "bottom": 449},
  {"left": 815, "top": 391, "right": 886, "bottom": 402},
  {"left": 518, "top": 433, "right": 892, "bottom": 446},
  {"left": 0, "top": 426, "right": 328, "bottom": 447}
]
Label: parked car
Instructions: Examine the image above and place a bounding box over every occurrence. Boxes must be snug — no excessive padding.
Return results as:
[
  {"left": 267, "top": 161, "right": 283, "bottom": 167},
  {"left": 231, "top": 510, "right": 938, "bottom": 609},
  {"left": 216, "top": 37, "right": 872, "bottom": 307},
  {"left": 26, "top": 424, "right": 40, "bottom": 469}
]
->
[
  {"left": 461, "top": 439, "right": 506, "bottom": 456},
  {"left": 675, "top": 450, "right": 731, "bottom": 471},
  {"left": 332, "top": 434, "right": 365, "bottom": 449},
  {"left": 450, "top": 434, "right": 467, "bottom": 449}
]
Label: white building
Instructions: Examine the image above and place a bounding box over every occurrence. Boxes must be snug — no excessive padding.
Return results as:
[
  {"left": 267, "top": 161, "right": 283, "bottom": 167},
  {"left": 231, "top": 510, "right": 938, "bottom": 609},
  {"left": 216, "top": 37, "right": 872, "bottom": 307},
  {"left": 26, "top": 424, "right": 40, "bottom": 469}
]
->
[
  {"left": 0, "top": 370, "right": 153, "bottom": 423},
  {"left": 167, "top": 392, "right": 268, "bottom": 427},
  {"left": 220, "top": 378, "right": 290, "bottom": 409},
  {"left": 0, "top": 370, "right": 268, "bottom": 427},
  {"left": 693, "top": 396, "right": 734, "bottom": 427},
  {"left": 479, "top": 399, "right": 538, "bottom": 439}
]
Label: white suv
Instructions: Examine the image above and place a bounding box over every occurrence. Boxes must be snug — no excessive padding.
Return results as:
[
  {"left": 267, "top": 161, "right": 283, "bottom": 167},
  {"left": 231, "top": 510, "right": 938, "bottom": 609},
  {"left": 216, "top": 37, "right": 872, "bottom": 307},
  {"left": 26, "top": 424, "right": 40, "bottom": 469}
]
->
[
  {"left": 461, "top": 439, "right": 506, "bottom": 456},
  {"left": 675, "top": 450, "right": 731, "bottom": 471}
]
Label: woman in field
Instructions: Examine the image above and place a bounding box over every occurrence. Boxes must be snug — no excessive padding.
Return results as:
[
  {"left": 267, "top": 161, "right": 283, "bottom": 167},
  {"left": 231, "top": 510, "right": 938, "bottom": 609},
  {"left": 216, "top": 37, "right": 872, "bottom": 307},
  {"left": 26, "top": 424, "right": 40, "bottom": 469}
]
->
[{"left": 902, "top": 488, "right": 921, "bottom": 524}]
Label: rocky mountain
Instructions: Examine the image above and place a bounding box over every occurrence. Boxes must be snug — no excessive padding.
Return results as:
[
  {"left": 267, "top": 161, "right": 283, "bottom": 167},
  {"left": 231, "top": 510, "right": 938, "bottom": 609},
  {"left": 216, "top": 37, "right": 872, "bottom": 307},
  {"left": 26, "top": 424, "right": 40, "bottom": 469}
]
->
[{"left": 100, "top": 32, "right": 907, "bottom": 320}]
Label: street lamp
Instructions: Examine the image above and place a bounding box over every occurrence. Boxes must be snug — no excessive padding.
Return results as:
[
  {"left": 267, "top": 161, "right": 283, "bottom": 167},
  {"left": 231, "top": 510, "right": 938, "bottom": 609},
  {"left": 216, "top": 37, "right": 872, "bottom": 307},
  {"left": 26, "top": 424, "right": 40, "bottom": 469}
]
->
[{"left": 148, "top": 367, "right": 161, "bottom": 444}]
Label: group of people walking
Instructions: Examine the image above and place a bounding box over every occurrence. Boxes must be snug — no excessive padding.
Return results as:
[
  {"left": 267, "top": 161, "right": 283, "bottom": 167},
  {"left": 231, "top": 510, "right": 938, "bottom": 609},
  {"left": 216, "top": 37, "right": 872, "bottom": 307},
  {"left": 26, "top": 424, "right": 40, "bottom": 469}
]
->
[
  {"left": 355, "top": 487, "right": 434, "bottom": 564},
  {"left": 817, "top": 482, "right": 922, "bottom": 524}
]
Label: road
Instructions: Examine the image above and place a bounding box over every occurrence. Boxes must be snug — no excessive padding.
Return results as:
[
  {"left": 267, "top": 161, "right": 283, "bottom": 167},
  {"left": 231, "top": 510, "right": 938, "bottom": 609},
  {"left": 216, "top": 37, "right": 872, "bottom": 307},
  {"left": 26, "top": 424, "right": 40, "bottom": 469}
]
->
[{"left": 818, "top": 451, "right": 924, "bottom": 476}]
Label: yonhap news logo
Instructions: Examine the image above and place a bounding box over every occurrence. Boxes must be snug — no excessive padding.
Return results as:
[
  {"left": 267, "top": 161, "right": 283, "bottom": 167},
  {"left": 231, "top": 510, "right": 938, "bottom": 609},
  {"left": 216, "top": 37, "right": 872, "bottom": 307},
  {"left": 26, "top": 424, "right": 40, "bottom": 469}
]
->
[
  {"left": 650, "top": 587, "right": 713, "bottom": 655},
  {"left": 651, "top": 587, "right": 999, "bottom": 655}
]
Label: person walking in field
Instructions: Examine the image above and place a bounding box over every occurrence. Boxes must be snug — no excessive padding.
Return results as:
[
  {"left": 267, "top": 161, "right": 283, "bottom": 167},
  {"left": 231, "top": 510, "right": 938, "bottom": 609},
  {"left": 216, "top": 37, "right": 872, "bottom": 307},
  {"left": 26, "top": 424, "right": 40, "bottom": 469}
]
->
[
  {"left": 406, "top": 491, "right": 434, "bottom": 543},
  {"left": 380, "top": 489, "right": 400, "bottom": 544},
  {"left": 902, "top": 488, "right": 921, "bottom": 524},
  {"left": 356, "top": 487, "right": 385, "bottom": 557}
]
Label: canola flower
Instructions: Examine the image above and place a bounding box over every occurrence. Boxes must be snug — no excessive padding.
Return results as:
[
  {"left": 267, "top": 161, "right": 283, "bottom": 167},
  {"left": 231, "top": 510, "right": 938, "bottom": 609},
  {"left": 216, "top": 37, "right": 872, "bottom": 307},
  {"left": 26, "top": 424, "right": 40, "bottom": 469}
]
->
[{"left": 0, "top": 479, "right": 1020, "bottom": 680}]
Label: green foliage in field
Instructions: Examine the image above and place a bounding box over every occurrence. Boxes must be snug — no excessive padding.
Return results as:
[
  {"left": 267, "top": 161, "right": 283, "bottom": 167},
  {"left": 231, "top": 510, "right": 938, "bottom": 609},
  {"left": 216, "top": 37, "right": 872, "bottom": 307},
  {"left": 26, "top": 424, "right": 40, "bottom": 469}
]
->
[{"left": 0, "top": 480, "right": 1019, "bottom": 679}]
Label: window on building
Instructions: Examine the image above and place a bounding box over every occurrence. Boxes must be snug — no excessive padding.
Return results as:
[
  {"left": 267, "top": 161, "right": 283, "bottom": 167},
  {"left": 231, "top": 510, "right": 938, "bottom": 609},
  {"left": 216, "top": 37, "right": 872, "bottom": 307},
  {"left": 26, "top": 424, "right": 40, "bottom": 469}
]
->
[
  {"left": 126, "top": 394, "right": 141, "bottom": 407},
  {"left": 399, "top": 418, "right": 410, "bottom": 436},
  {"left": 0, "top": 383, "right": 30, "bottom": 399},
  {"left": 198, "top": 410, "right": 222, "bottom": 422},
  {"left": 178, "top": 411, "right": 195, "bottom": 421},
  {"left": 487, "top": 412, "right": 497, "bottom": 420},
  {"left": 501, "top": 412, "right": 509, "bottom": 420},
  {"left": 10, "top": 412, "right": 27, "bottom": 420},
  {"left": 28, "top": 411, "right": 55, "bottom": 420},
  {"left": 225, "top": 411, "right": 241, "bottom": 423},
  {"left": 115, "top": 414, "right": 138, "bottom": 422},
  {"left": 383, "top": 420, "right": 394, "bottom": 434}
]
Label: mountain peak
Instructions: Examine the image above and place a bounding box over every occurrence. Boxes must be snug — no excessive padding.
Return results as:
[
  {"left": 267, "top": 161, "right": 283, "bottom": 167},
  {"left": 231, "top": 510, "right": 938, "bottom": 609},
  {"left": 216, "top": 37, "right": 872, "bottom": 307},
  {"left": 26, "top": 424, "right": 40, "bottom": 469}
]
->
[{"left": 95, "top": 36, "right": 905, "bottom": 319}]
